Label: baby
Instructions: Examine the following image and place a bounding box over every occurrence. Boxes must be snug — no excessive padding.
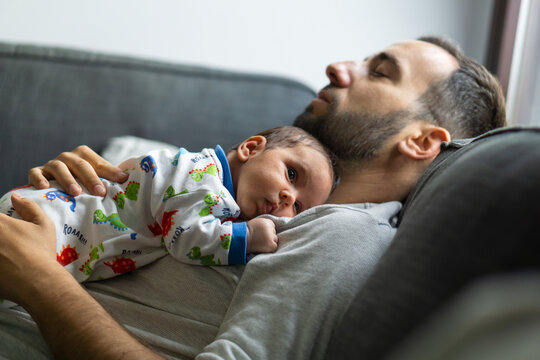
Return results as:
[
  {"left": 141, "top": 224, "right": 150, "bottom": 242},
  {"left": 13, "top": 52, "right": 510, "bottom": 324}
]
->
[{"left": 0, "top": 126, "right": 335, "bottom": 283}]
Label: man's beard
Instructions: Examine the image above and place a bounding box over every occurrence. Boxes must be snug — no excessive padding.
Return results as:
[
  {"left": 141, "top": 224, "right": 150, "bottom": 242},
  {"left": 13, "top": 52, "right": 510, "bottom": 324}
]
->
[{"left": 294, "top": 104, "right": 410, "bottom": 162}]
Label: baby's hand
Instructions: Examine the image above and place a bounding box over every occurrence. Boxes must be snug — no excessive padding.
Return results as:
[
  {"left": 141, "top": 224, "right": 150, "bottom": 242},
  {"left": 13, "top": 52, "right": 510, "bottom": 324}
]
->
[{"left": 246, "top": 218, "right": 278, "bottom": 254}]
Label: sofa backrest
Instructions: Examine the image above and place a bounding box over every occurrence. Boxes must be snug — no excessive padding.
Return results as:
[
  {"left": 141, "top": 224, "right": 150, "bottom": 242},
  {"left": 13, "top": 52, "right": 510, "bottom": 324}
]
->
[{"left": 0, "top": 42, "right": 315, "bottom": 192}]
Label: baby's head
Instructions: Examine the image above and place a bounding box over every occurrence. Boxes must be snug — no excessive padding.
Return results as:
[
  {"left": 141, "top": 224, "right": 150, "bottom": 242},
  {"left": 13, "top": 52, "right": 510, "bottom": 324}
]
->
[{"left": 227, "top": 126, "right": 337, "bottom": 220}]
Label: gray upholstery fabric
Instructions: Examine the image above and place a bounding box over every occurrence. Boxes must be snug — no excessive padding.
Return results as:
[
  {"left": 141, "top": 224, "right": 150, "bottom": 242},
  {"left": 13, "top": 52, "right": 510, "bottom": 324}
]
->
[
  {"left": 326, "top": 128, "right": 540, "bottom": 359},
  {"left": 385, "top": 272, "right": 540, "bottom": 360},
  {"left": 0, "top": 42, "right": 315, "bottom": 192}
]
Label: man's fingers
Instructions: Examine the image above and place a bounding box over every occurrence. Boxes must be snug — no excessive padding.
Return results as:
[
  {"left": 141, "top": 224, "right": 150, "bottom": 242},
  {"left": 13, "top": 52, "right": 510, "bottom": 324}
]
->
[
  {"left": 28, "top": 167, "right": 51, "bottom": 190},
  {"left": 69, "top": 146, "right": 129, "bottom": 192},
  {"left": 28, "top": 145, "right": 128, "bottom": 197},
  {"left": 30, "top": 158, "right": 83, "bottom": 196},
  {"left": 71, "top": 145, "right": 126, "bottom": 180},
  {"left": 57, "top": 152, "right": 106, "bottom": 196},
  {"left": 11, "top": 193, "right": 51, "bottom": 228}
]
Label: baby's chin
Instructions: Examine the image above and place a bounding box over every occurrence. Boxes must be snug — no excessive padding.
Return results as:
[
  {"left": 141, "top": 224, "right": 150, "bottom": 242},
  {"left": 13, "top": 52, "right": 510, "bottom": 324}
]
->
[
  {"left": 237, "top": 213, "right": 248, "bottom": 221},
  {"left": 236, "top": 201, "right": 257, "bottom": 221},
  {"left": 237, "top": 210, "right": 254, "bottom": 222}
]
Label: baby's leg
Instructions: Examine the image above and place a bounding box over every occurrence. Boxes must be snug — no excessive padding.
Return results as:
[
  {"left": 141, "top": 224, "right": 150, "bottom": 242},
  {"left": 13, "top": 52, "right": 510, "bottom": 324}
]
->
[
  {"left": 1, "top": 183, "right": 102, "bottom": 283},
  {"left": 1, "top": 182, "right": 168, "bottom": 286},
  {"left": 86, "top": 242, "right": 169, "bottom": 281},
  {"left": 62, "top": 195, "right": 168, "bottom": 282},
  {"left": 0, "top": 185, "right": 80, "bottom": 307}
]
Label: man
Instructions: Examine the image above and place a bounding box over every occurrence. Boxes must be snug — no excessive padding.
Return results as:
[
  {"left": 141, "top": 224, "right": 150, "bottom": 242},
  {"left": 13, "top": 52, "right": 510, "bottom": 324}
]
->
[
  {"left": 295, "top": 36, "right": 505, "bottom": 204},
  {"left": 0, "top": 36, "right": 507, "bottom": 359}
]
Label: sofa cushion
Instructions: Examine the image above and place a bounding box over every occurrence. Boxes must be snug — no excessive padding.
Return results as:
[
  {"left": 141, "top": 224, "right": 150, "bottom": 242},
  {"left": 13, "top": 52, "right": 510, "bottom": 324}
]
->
[
  {"left": 100, "top": 135, "right": 178, "bottom": 165},
  {"left": 326, "top": 127, "right": 540, "bottom": 359},
  {"left": 0, "top": 42, "right": 315, "bottom": 191}
]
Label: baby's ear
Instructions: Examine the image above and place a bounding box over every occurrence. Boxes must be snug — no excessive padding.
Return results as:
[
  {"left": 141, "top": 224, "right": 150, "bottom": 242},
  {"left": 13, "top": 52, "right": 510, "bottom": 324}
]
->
[{"left": 236, "top": 136, "right": 267, "bottom": 162}]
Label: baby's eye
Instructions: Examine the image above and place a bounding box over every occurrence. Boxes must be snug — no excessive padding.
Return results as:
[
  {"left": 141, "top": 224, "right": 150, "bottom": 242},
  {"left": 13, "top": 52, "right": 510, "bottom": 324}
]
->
[{"left": 287, "top": 168, "right": 297, "bottom": 183}]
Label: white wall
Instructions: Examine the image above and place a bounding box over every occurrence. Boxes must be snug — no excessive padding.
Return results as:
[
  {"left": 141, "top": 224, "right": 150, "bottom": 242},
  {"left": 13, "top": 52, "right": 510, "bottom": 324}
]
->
[
  {"left": 506, "top": 0, "right": 540, "bottom": 125},
  {"left": 0, "top": 0, "right": 494, "bottom": 91}
]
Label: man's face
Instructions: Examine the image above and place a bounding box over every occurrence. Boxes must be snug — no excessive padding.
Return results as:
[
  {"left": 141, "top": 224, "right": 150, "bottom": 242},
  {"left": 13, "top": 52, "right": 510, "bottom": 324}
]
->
[{"left": 295, "top": 40, "right": 458, "bottom": 161}]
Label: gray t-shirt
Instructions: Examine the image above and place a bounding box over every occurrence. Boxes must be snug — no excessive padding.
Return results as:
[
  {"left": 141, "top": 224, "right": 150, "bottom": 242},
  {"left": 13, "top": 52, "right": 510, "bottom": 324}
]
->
[{"left": 0, "top": 202, "right": 400, "bottom": 359}]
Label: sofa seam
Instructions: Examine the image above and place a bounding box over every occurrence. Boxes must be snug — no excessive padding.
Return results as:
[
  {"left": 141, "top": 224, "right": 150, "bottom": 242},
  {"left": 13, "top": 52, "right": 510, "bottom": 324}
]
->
[{"left": 0, "top": 50, "right": 316, "bottom": 95}]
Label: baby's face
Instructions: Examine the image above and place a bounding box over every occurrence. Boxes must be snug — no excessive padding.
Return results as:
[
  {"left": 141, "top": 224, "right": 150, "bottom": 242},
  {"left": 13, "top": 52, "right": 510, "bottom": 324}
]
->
[{"left": 235, "top": 144, "right": 333, "bottom": 219}]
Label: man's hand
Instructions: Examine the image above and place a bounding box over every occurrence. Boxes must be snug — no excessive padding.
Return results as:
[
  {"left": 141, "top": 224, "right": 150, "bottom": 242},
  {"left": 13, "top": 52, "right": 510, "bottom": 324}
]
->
[
  {"left": 246, "top": 218, "right": 279, "bottom": 254},
  {"left": 28, "top": 145, "right": 128, "bottom": 197},
  {"left": 0, "top": 193, "right": 164, "bottom": 359},
  {"left": 0, "top": 193, "right": 57, "bottom": 304}
]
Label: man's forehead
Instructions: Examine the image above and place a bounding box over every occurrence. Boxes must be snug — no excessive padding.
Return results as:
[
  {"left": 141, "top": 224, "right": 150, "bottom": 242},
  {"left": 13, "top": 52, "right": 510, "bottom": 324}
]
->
[
  {"left": 382, "top": 40, "right": 459, "bottom": 75},
  {"left": 384, "top": 39, "right": 444, "bottom": 55}
]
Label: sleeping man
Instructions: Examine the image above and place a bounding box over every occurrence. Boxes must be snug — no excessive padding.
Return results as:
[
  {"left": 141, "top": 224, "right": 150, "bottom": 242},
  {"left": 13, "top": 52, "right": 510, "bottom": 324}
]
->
[{"left": 0, "top": 36, "right": 508, "bottom": 359}]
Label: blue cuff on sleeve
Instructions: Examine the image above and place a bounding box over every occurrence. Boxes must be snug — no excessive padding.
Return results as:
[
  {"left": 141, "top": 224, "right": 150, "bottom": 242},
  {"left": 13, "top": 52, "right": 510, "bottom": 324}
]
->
[{"left": 228, "top": 222, "right": 247, "bottom": 264}]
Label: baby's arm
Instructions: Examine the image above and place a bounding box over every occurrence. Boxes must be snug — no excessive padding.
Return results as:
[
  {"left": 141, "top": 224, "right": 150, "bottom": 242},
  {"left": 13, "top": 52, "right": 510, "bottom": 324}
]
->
[
  {"left": 142, "top": 148, "right": 278, "bottom": 264},
  {"left": 145, "top": 149, "right": 247, "bottom": 265},
  {"left": 156, "top": 193, "right": 247, "bottom": 265},
  {"left": 246, "top": 218, "right": 278, "bottom": 254}
]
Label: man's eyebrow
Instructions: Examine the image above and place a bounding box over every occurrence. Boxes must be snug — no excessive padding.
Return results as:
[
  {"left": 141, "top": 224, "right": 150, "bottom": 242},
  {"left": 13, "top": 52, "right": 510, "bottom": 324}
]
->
[{"left": 366, "top": 52, "right": 401, "bottom": 71}]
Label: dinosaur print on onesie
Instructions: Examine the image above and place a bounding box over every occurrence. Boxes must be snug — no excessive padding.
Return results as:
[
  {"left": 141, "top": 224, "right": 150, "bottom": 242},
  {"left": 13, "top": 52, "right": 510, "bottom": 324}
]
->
[{"left": 0, "top": 145, "right": 243, "bottom": 293}]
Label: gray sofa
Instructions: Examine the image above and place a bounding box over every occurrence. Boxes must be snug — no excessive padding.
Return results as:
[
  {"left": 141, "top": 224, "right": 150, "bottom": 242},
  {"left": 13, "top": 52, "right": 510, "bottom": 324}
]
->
[
  {"left": 0, "top": 42, "right": 314, "bottom": 192},
  {"left": 2, "top": 42, "right": 540, "bottom": 359}
]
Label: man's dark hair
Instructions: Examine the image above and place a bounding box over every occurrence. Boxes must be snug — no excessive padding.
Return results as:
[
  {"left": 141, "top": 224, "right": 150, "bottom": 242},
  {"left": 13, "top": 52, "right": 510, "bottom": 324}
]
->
[{"left": 416, "top": 36, "right": 507, "bottom": 138}]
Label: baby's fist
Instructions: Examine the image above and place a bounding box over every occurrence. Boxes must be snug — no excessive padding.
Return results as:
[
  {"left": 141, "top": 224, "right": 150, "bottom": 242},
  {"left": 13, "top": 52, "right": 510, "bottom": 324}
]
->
[{"left": 246, "top": 218, "right": 278, "bottom": 254}]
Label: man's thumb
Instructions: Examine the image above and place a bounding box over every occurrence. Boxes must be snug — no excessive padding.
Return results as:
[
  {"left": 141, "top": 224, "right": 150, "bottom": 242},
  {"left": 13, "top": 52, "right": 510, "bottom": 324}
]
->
[{"left": 11, "top": 193, "right": 47, "bottom": 225}]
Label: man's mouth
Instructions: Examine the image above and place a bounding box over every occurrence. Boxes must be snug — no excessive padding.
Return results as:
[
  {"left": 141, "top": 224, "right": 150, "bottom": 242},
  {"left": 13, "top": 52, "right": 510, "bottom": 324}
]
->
[{"left": 317, "top": 90, "right": 332, "bottom": 104}]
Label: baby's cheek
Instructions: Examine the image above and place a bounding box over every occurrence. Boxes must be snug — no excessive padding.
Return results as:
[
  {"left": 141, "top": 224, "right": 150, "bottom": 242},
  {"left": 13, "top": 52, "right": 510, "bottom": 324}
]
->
[{"left": 235, "top": 195, "right": 254, "bottom": 220}]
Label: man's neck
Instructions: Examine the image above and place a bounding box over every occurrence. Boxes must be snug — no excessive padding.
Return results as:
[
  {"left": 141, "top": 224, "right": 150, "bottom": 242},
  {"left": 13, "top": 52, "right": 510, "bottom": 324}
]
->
[{"left": 327, "top": 156, "right": 427, "bottom": 205}]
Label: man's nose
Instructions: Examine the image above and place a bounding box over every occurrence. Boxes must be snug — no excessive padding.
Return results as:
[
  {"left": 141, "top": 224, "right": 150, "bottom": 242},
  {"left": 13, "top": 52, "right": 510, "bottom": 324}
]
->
[{"left": 326, "top": 61, "right": 358, "bottom": 88}]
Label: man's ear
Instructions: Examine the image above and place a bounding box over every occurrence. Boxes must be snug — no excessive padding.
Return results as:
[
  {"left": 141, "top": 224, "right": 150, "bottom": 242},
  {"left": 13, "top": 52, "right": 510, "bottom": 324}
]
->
[
  {"left": 397, "top": 125, "right": 450, "bottom": 160},
  {"left": 236, "top": 135, "right": 267, "bottom": 162}
]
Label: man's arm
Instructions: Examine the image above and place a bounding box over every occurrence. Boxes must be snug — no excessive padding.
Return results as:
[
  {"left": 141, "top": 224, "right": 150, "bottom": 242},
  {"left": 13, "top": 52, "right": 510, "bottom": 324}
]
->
[{"left": 0, "top": 194, "right": 163, "bottom": 360}]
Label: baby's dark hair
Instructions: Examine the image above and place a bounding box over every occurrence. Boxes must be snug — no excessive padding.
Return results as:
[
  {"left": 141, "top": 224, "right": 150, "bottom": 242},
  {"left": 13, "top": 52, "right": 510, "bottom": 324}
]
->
[{"left": 232, "top": 126, "right": 339, "bottom": 192}]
